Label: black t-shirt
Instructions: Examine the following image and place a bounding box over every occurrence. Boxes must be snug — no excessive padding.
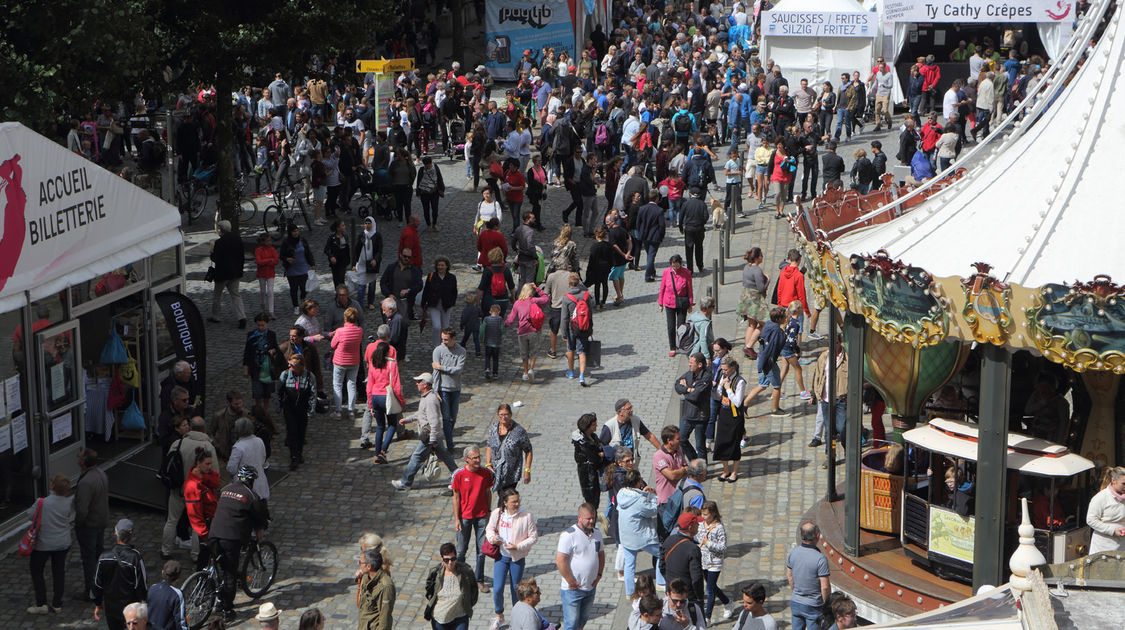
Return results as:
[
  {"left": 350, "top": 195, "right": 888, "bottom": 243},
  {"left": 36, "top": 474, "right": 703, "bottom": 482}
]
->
[
  {"left": 209, "top": 482, "right": 269, "bottom": 543},
  {"left": 608, "top": 225, "right": 629, "bottom": 267}
]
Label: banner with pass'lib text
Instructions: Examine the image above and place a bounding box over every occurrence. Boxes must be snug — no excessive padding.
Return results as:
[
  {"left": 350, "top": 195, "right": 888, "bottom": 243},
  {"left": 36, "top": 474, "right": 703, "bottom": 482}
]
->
[{"left": 485, "top": 0, "right": 575, "bottom": 81}]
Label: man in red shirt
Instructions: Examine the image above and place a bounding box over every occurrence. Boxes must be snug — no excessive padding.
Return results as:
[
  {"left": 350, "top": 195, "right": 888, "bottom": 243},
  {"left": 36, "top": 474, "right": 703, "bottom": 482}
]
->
[
  {"left": 398, "top": 215, "right": 423, "bottom": 268},
  {"left": 452, "top": 445, "right": 494, "bottom": 592}
]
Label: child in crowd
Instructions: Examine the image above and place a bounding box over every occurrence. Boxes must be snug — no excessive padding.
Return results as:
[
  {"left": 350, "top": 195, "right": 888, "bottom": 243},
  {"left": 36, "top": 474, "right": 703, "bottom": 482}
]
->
[
  {"left": 778, "top": 300, "right": 812, "bottom": 401},
  {"left": 745, "top": 306, "right": 787, "bottom": 416},
  {"left": 630, "top": 574, "right": 656, "bottom": 612},
  {"left": 658, "top": 171, "right": 685, "bottom": 224},
  {"left": 254, "top": 233, "right": 279, "bottom": 316},
  {"left": 480, "top": 303, "right": 504, "bottom": 378},
  {"left": 460, "top": 293, "right": 482, "bottom": 357}
]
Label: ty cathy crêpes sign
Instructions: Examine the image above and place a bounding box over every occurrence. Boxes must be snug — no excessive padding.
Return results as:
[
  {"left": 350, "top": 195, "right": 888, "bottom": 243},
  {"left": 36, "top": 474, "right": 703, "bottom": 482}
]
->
[
  {"left": 882, "top": 0, "right": 1076, "bottom": 22},
  {"left": 762, "top": 10, "right": 874, "bottom": 37}
]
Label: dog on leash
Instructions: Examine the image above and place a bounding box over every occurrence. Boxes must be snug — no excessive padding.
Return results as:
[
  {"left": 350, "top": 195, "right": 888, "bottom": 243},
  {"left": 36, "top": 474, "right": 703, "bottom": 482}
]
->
[{"left": 709, "top": 198, "right": 726, "bottom": 231}]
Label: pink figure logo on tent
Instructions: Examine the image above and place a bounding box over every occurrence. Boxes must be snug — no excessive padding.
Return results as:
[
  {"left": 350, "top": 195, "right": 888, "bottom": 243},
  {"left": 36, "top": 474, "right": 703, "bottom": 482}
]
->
[
  {"left": 0, "top": 154, "right": 28, "bottom": 294},
  {"left": 1046, "top": 1, "right": 1072, "bottom": 20}
]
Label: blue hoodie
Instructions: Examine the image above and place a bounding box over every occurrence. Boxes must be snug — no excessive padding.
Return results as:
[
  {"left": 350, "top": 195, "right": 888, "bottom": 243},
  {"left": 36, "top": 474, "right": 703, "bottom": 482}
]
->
[{"left": 616, "top": 486, "right": 659, "bottom": 550}]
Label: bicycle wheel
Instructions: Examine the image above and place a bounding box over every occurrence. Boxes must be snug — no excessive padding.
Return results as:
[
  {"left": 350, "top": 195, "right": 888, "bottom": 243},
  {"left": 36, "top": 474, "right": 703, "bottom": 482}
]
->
[
  {"left": 188, "top": 184, "right": 210, "bottom": 222},
  {"left": 181, "top": 571, "right": 217, "bottom": 630},
  {"left": 239, "top": 540, "right": 279, "bottom": 598},
  {"left": 262, "top": 204, "right": 285, "bottom": 240},
  {"left": 238, "top": 195, "right": 260, "bottom": 225}
]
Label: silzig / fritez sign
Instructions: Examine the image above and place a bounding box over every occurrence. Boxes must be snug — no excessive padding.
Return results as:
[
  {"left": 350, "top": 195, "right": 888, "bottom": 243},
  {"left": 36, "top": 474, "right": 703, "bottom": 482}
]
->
[{"left": 762, "top": 11, "right": 873, "bottom": 38}]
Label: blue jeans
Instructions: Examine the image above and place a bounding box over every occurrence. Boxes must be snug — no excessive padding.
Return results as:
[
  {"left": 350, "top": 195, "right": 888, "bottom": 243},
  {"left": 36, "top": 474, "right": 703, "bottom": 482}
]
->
[
  {"left": 679, "top": 417, "right": 707, "bottom": 461},
  {"left": 400, "top": 440, "right": 457, "bottom": 487},
  {"left": 493, "top": 555, "right": 525, "bottom": 613},
  {"left": 332, "top": 364, "right": 359, "bottom": 412},
  {"left": 456, "top": 515, "right": 488, "bottom": 582},
  {"left": 704, "top": 569, "right": 730, "bottom": 619},
  {"left": 728, "top": 127, "right": 742, "bottom": 153},
  {"left": 815, "top": 399, "right": 847, "bottom": 442},
  {"left": 355, "top": 281, "right": 377, "bottom": 307},
  {"left": 365, "top": 395, "right": 399, "bottom": 453},
  {"left": 707, "top": 398, "right": 721, "bottom": 441},
  {"left": 439, "top": 389, "right": 461, "bottom": 451},
  {"left": 508, "top": 200, "right": 522, "bottom": 233},
  {"left": 560, "top": 588, "right": 596, "bottom": 630},
  {"left": 432, "top": 617, "right": 468, "bottom": 630},
  {"left": 621, "top": 146, "right": 637, "bottom": 172},
  {"left": 644, "top": 242, "right": 659, "bottom": 281},
  {"left": 623, "top": 542, "right": 664, "bottom": 596},
  {"left": 834, "top": 108, "right": 852, "bottom": 140},
  {"left": 667, "top": 198, "right": 681, "bottom": 224},
  {"left": 791, "top": 600, "right": 822, "bottom": 630}
]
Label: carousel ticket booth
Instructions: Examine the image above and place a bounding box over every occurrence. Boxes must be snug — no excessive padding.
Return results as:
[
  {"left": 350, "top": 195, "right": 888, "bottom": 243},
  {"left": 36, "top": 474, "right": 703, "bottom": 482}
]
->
[
  {"left": 792, "top": 0, "right": 1125, "bottom": 621},
  {"left": 0, "top": 122, "right": 185, "bottom": 541}
]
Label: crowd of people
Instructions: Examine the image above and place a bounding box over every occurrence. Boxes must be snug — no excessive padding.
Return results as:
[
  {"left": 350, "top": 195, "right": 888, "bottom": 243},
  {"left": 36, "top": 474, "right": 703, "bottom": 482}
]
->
[{"left": 25, "top": 0, "right": 1114, "bottom": 629}]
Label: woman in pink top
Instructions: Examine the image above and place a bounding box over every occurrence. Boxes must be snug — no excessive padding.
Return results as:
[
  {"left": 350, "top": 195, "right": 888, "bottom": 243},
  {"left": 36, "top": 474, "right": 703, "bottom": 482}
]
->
[
  {"left": 329, "top": 307, "right": 363, "bottom": 420},
  {"left": 363, "top": 326, "right": 404, "bottom": 462},
  {"left": 505, "top": 283, "right": 549, "bottom": 381},
  {"left": 657, "top": 254, "right": 694, "bottom": 356},
  {"left": 485, "top": 488, "right": 539, "bottom": 628}
]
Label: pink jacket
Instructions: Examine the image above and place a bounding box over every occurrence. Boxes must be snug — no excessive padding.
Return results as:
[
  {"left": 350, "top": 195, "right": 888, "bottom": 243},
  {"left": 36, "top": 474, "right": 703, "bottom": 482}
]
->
[
  {"left": 485, "top": 507, "right": 539, "bottom": 561},
  {"left": 505, "top": 288, "right": 549, "bottom": 335},
  {"left": 364, "top": 342, "right": 404, "bottom": 407},
  {"left": 657, "top": 266, "right": 693, "bottom": 309},
  {"left": 330, "top": 322, "right": 363, "bottom": 366}
]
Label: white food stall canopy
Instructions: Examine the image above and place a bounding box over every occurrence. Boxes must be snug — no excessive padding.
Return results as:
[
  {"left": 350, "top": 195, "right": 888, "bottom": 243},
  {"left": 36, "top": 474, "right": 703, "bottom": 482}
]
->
[
  {"left": 0, "top": 122, "right": 182, "bottom": 313},
  {"left": 832, "top": 2, "right": 1122, "bottom": 289},
  {"left": 760, "top": 0, "right": 875, "bottom": 89}
]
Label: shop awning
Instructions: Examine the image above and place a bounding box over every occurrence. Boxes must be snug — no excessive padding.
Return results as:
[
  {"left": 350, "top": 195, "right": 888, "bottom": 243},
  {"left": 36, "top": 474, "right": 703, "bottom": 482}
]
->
[{"left": 0, "top": 122, "right": 181, "bottom": 313}]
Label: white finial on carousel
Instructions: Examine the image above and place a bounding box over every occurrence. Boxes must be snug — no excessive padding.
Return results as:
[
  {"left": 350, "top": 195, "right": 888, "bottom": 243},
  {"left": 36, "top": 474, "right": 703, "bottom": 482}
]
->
[{"left": 1009, "top": 497, "right": 1047, "bottom": 594}]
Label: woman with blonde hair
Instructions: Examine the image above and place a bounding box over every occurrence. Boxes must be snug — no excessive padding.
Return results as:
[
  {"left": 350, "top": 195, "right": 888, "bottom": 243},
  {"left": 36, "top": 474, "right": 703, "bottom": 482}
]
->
[
  {"left": 1088, "top": 466, "right": 1125, "bottom": 553},
  {"left": 506, "top": 283, "right": 550, "bottom": 381},
  {"left": 550, "top": 223, "right": 580, "bottom": 273}
]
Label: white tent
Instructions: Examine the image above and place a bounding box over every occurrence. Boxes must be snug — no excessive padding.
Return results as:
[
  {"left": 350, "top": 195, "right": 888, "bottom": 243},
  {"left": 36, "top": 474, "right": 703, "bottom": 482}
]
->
[
  {"left": 832, "top": 3, "right": 1122, "bottom": 288},
  {"left": 0, "top": 122, "right": 182, "bottom": 313},
  {"left": 759, "top": 0, "right": 875, "bottom": 89}
]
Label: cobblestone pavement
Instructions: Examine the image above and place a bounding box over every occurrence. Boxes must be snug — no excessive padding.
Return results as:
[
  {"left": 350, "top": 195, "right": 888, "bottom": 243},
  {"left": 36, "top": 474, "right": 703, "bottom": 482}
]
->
[{"left": 1, "top": 115, "right": 902, "bottom": 628}]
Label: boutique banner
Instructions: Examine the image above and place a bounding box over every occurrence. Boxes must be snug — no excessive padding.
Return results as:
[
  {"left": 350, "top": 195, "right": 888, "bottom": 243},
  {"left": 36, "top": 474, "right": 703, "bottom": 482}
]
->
[
  {"left": 762, "top": 10, "right": 874, "bottom": 37},
  {"left": 155, "top": 291, "right": 207, "bottom": 412},
  {"left": 0, "top": 123, "right": 181, "bottom": 310},
  {"left": 485, "top": 0, "right": 576, "bottom": 80},
  {"left": 882, "top": 0, "right": 1076, "bottom": 22}
]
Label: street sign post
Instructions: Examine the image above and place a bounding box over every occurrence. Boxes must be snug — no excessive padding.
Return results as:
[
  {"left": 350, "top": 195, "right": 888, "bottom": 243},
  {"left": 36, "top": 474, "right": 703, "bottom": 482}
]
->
[{"left": 354, "top": 58, "right": 415, "bottom": 133}]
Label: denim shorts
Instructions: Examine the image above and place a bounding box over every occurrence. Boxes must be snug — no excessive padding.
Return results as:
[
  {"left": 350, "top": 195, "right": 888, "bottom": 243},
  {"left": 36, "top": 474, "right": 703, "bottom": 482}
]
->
[
  {"left": 758, "top": 365, "right": 781, "bottom": 389},
  {"left": 756, "top": 164, "right": 769, "bottom": 175},
  {"left": 781, "top": 348, "right": 798, "bottom": 358},
  {"left": 607, "top": 265, "right": 627, "bottom": 281}
]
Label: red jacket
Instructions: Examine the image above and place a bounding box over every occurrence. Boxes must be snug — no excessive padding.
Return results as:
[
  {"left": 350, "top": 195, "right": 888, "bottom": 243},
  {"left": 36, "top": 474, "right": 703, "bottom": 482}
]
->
[
  {"left": 919, "top": 63, "right": 941, "bottom": 92},
  {"left": 398, "top": 225, "right": 422, "bottom": 267},
  {"left": 776, "top": 263, "right": 809, "bottom": 316},
  {"left": 476, "top": 229, "right": 508, "bottom": 266},
  {"left": 184, "top": 468, "right": 220, "bottom": 539},
  {"left": 255, "top": 245, "right": 279, "bottom": 279},
  {"left": 921, "top": 122, "right": 943, "bottom": 152}
]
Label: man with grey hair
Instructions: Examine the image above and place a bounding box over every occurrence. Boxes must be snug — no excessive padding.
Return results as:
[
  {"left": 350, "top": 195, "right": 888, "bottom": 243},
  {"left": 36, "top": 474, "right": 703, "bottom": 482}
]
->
[
  {"left": 159, "top": 360, "right": 200, "bottom": 416},
  {"left": 208, "top": 219, "right": 247, "bottom": 328},
  {"left": 94, "top": 519, "right": 148, "bottom": 629},
  {"left": 786, "top": 520, "right": 830, "bottom": 630},
  {"left": 676, "top": 458, "right": 708, "bottom": 512},
  {"left": 123, "top": 602, "right": 148, "bottom": 629},
  {"left": 392, "top": 373, "right": 458, "bottom": 492},
  {"left": 683, "top": 297, "right": 716, "bottom": 361},
  {"left": 450, "top": 444, "right": 494, "bottom": 591},
  {"left": 381, "top": 297, "right": 408, "bottom": 360}
]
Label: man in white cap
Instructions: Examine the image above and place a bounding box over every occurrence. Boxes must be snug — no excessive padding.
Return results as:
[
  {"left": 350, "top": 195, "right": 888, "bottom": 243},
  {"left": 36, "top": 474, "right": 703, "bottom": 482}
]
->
[
  {"left": 256, "top": 602, "right": 281, "bottom": 629},
  {"left": 391, "top": 373, "right": 457, "bottom": 491}
]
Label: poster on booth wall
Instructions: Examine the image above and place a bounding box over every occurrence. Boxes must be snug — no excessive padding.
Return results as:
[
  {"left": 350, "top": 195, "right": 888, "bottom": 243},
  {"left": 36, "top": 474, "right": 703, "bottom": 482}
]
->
[
  {"left": 485, "top": 0, "right": 576, "bottom": 80},
  {"left": 882, "top": 0, "right": 1077, "bottom": 23}
]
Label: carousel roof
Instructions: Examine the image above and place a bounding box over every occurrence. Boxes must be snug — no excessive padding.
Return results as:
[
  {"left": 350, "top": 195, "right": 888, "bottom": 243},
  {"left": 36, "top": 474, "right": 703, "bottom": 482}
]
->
[{"left": 832, "top": 6, "right": 1125, "bottom": 289}]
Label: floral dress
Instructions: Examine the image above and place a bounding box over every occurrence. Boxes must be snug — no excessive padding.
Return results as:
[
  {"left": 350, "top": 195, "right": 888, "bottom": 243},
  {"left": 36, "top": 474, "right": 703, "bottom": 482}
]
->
[{"left": 486, "top": 421, "right": 533, "bottom": 491}]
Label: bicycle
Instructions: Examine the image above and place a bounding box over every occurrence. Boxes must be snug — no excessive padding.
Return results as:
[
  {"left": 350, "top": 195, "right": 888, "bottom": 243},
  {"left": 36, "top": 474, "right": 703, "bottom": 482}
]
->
[
  {"left": 181, "top": 537, "right": 279, "bottom": 629},
  {"left": 176, "top": 166, "right": 217, "bottom": 223},
  {"left": 261, "top": 177, "right": 312, "bottom": 239}
]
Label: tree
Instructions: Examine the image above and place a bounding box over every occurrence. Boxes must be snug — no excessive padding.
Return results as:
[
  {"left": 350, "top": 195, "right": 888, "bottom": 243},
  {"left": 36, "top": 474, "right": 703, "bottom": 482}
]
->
[
  {"left": 0, "top": 0, "right": 162, "bottom": 129},
  {"left": 153, "top": 0, "right": 397, "bottom": 232}
]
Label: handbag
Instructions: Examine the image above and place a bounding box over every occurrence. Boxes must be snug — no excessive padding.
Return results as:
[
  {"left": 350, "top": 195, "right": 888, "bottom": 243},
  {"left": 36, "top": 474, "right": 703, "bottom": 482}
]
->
[
  {"left": 119, "top": 347, "right": 140, "bottom": 388},
  {"left": 121, "top": 400, "right": 146, "bottom": 431},
  {"left": 100, "top": 319, "right": 128, "bottom": 364},
  {"left": 672, "top": 271, "right": 690, "bottom": 311},
  {"left": 385, "top": 385, "right": 403, "bottom": 415},
  {"left": 305, "top": 269, "right": 319, "bottom": 293},
  {"left": 18, "top": 499, "right": 44, "bottom": 556},
  {"left": 204, "top": 266, "right": 216, "bottom": 282},
  {"left": 480, "top": 538, "right": 502, "bottom": 560},
  {"left": 423, "top": 452, "right": 442, "bottom": 481}
]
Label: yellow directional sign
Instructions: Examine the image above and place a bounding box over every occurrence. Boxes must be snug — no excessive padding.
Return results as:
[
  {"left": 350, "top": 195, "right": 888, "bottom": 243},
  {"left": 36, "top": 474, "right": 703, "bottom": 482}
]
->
[{"left": 356, "top": 58, "right": 415, "bottom": 74}]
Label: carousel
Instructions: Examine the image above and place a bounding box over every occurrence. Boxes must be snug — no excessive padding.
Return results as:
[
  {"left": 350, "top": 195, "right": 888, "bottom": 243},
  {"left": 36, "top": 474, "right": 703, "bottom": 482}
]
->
[{"left": 787, "top": 0, "right": 1125, "bottom": 622}]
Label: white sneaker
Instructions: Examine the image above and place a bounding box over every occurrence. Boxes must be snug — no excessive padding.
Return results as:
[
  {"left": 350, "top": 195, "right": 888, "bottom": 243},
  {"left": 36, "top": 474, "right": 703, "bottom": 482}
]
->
[
  {"left": 391, "top": 480, "right": 408, "bottom": 491},
  {"left": 722, "top": 605, "right": 734, "bottom": 620},
  {"left": 27, "top": 605, "right": 50, "bottom": 615},
  {"left": 489, "top": 616, "right": 503, "bottom": 630},
  {"left": 522, "top": 372, "right": 529, "bottom": 381},
  {"left": 293, "top": 306, "right": 300, "bottom": 315},
  {"left": 527, "top": 369, "right": 534, "bottom": 381}
]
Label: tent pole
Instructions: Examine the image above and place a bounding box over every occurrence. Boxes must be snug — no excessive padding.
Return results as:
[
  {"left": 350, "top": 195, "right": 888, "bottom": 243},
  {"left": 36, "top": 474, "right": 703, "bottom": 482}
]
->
[{"left": 974, "top": 344, "right": 1010, "bottom": 591}]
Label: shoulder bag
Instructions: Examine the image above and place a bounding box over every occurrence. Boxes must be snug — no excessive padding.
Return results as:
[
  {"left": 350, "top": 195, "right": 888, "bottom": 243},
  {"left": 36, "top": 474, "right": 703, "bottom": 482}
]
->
[{"left": 18, "top": 498, "right": 45, "bottom": 556}]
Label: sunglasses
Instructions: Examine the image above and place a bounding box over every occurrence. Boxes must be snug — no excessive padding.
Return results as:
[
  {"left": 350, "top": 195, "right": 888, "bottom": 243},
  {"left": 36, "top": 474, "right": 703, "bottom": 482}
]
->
[
  {"left": 669, "top": 597, "right": 687, "bottom": 604},
  {"left": 442, "top": 557, "right": 457, "bottom": 563}
]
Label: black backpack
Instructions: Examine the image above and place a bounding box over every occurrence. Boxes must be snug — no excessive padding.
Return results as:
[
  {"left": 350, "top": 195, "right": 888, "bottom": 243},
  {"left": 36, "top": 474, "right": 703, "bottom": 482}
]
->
[
  {"left": 673, "top": 113, "right": 692, "bottom": 135},
  {"left": 158, "top": 438, "right": 186, "bottom": 490}
]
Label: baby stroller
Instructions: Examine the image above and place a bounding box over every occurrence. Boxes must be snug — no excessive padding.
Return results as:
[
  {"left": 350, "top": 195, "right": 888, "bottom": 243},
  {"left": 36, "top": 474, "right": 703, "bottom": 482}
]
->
[
  {"left": 354, "top": 167, "right": 393, "bottom": 219},
  {"left": 446, "top": 120, "right": 466, "bottom": 160}
]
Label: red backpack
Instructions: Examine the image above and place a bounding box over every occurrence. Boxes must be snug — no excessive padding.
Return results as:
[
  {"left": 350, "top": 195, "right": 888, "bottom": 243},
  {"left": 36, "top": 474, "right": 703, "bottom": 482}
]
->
[
  {"left": 489, "top": 266, "right": 508, "bottom": 298},
  {"left": 567, "top": 292, "right": 592, "bottom": 332},
  {"left": 528, "top": 301, "right": 545, "bottom": 331}
]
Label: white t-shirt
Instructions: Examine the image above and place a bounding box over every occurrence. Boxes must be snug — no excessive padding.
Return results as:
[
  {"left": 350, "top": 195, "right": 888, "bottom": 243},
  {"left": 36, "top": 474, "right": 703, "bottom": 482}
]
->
[
  {"left": 942, "top": 89, "right": 959, "bottom": 123},
  {"left": 734, "top": 611, "right": 779, "bottom": 630},
  {"left": 498, "top": 510, "right": 515, "bottom": 557},
  {"left": 556, "top": 524, "right": 603, "bottom": 591}
]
